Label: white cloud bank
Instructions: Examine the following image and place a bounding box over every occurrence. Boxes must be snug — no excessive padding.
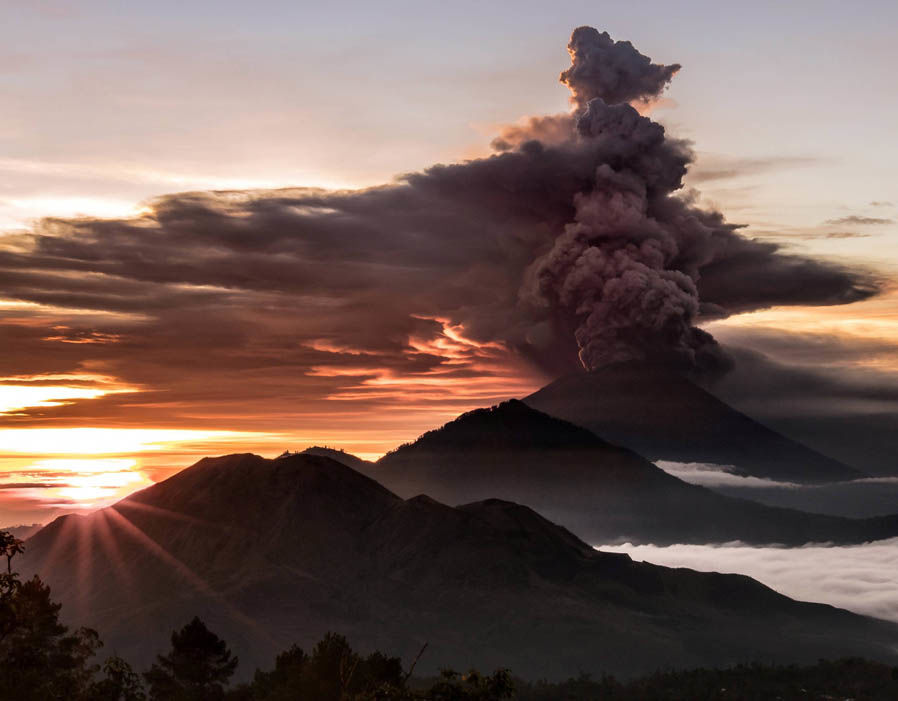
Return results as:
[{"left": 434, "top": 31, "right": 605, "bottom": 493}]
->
[
  {"left": 598, "top": 539, "right": 898, "bottom": 623},
  {"left": 656, "top": 462, "right": 898, "bottom": 518},
  {"left": 655, "top": 461, "right": 802, "bottom": 488}
]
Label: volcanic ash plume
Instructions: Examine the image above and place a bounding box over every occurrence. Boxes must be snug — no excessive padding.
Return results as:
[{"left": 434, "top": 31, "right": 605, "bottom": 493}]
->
[
  {"left": 2, "top": 27, "right": 876, "bottom": 398},
  {"left": 520, "top": 28, "right": 729, "bottom": 373},
  {"left": 560, "top": 26, "right": 681, "bottom": 109}
]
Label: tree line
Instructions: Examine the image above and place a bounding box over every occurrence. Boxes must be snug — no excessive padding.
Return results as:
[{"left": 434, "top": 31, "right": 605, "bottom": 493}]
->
[{"left": 3, "top": 529, "right": 898, "bottom": 700}]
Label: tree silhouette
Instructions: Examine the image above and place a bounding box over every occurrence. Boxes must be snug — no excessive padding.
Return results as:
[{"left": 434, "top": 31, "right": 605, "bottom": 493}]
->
[
  {"left": 143, "top": 616, "right": 238, "bottom": 700},
  {"left": 426, "top": 668, "right": 514, "bottom": 700},
  {"left": 90, "top": 654, "right": 147, "bottom": 701},
  {"left": 0, "top": 530, "right": 24, "bottom": 574},
  {"left": 0, "top": 572, "right": 102, "bottom": 700},
  {"left": 238, "top": 632, "right": 406, "bottom": 700}
]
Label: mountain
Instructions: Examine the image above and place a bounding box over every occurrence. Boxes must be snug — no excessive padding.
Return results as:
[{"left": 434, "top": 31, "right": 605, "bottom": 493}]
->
[
  {"left": 524, "top": 362, "right": 863, "bottom": 483},
  {"left": 300, "top": 446, "right": 374, "bottom": 472},
  {"left": 19, "top": 453, "right": 898, "bottom": 680},
  {"left": 369, "top": 400, "right": 898, "bottom": 545},
  {"left": 4, "top": 523, "right": 42, "bottom": 540}
]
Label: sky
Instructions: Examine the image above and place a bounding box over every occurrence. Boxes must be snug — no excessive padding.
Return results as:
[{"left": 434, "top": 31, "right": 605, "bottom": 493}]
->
[{"left": 2, "top": 1, "right": 898, "bottom": 525}]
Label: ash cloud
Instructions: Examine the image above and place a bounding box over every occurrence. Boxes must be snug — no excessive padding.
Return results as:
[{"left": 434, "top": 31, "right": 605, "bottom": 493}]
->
[
  {"left": 560, "top": 26, "right": 680, "bottom": 109},
  {"left": 0, "top": 26, "right": 882, "bottom": 419},
  {"left": 702, "top": 330, "right": 898, "bottom": 477}
]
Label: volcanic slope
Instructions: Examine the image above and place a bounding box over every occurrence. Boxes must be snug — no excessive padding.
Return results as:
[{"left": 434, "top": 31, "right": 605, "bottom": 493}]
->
[
  {"left": 21, "top": 453, "right": 898, "bottom": 679},
  {"left": 525, "top": 362, "right": 862, "bottom": 484},
  {"left": 370, "top": 400, "right": 897, "bottom": 545}
]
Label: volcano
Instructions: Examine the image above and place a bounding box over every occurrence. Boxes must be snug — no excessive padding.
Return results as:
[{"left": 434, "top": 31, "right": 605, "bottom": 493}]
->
[
  {"left": 524, "top": 362, "right": 863, "bottom": 484},
  {"left": 20, "top": 453, "right": 898, "bottom": 680},
  {"left": 364, "top": 400, "right": 897, "bottom": 546}
]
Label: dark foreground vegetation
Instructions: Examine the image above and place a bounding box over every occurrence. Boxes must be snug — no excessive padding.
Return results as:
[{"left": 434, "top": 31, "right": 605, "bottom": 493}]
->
[{"left": 3, "top": 529, "right": 898, "bottom": 700}]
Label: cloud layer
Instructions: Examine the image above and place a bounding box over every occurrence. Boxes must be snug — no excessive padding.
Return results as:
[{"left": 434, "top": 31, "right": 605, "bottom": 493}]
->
[
  {"left": 656, "top": 461, "right": 801, "bottom": 489},
  {"left": 600, "top": 539, "right": 898, "bottom": 624},
  {"left": 0, "top": 27, "right": 881, "bottom": 443},
  {"left": 658, "top": 460, "right": 898, "bottom": 517}
]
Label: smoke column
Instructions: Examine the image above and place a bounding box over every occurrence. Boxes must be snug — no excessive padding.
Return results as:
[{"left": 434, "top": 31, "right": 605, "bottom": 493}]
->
[{"left": 519, "top": 27, "right": 730, "bottom": 373}]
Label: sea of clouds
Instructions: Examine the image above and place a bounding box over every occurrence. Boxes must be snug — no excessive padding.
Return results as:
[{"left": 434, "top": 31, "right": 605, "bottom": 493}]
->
[{"left": 598, "top": 537, "right": 898, "bottom": 623}]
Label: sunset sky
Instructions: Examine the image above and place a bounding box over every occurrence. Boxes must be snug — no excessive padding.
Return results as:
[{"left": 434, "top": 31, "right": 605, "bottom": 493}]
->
[{"left": 2, "top": 0, "right": 898, "bottom": 525}]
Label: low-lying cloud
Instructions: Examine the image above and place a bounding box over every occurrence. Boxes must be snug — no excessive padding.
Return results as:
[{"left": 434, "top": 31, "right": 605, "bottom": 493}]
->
[
  {"left": 658, "top": 459, "right": 898, "bottom": 518},
  {"left": 656, "top": 461, "right": 801, "bottom": 489},
  {"left": 599, "top": 539, "right": 898, "bottom": 624}
]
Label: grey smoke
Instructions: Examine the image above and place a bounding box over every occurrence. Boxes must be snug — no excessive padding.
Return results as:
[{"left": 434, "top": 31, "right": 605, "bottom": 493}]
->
[
  {"left": 0, "top": 27, "right": 880, "bottom": 394},
  {"left": 560, "top": 26, "right": 680, "bottom": 109},
  {"left": 522, "top": 95, "right": 730, "bottom": 372}
]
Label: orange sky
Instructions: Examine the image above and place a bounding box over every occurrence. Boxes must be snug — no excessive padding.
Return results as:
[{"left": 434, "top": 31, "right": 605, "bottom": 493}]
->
[
  {"left": 6, "top": 285, "right": 898, "bottom": 526},
  {"left": 0, "top": 304, "right": 547, "bottom": 524},
  {"left": 2, "top": 6, "right": 897, "bottom": 527}
]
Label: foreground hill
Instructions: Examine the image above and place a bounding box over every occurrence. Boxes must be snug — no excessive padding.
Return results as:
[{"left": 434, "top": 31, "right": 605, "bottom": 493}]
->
[
  {"left": 21, "top": 453, "right": 898, "bottom": 679},
  {"left": 524, "top": 362, "right": 862, "bottom": 484},
  {"left": 369, "top": 400, "right": 898, "bottom": 546}
]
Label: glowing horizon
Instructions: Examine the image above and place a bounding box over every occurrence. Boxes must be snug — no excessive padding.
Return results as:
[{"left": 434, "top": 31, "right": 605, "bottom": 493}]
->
[{"left": 3, "top": 4, "right": 898, "bottom": 528}]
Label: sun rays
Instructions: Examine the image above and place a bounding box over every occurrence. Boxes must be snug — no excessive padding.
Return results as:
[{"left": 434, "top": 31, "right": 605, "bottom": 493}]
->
[{"left": 28, "top": 495, "right": 277, "bottom": 648}]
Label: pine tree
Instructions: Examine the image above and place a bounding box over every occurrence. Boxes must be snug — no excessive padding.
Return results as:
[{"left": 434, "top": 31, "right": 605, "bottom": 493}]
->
[
  {"left": 0, "top": 529, "right": 102, "bottom": 700},
  {"left": 143, "top": 617, "right": 238, "bottom": 700}
]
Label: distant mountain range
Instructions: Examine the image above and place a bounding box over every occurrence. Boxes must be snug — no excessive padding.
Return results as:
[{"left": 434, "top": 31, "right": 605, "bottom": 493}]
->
[
  {"left": 21, "top": 453, "right": 898, "bottom": 680},
  {"left": 332, "top": 400, "right": 898, "bottom": 546},
  {"left": 525, "top": 362, "right": 863, "bottom": 483}
]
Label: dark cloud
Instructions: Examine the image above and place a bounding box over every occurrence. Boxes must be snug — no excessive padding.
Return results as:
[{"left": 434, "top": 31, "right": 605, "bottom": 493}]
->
[
  {"left": 824, "top": 216, "right": 894, "bottom": 226},
  {"left": 695, "top": 237, "right": 879, "bottom": 317},
  {"left": 687, "top": 155, "right": 820, "bottom": 184},
  {"left": 704, "top": 329, "right": 898, "bottom": 476},
  {"left": 765, "top": 231, "right": 874, "bottom": 240},
  {"left": 560, "top": 26, "right": 680, "bottom": 109},
  {"left": 491, "top": 115, "right": 574, "bottom": 152},
  {"left": 0, "top": 482, "right": 71, "bottom": 490},
  {"left": 0, "top": 26, "right": 883, "bottom": 429},
  {"left": 819, "top": 232, "right": 872, "bottom": 239}
]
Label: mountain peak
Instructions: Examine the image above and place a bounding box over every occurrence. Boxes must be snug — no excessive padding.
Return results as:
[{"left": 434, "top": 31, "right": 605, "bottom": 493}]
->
[
  {"left": 365, "top": 386, "right": 897, "bottom": 547},
  {"left": 525, "top": 362, "right": 863, "bottom": 483},
  {"left": 384, "top": 399, "right": 609, "bottom": 456},
  {"left": 122, "top": 452, "right": 400, "bottom": 538},
  {"left": 299, "top": 446, "right": 373, "bottom": 471}
]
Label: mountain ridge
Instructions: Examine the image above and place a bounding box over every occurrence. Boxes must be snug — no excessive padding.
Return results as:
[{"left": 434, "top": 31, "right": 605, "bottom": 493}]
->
[
  {"left": 20, "top": 452, "right": 898, "bottom": 680},
  {"left": 365, "top": 400, "right": 898, "bottom": 546}
]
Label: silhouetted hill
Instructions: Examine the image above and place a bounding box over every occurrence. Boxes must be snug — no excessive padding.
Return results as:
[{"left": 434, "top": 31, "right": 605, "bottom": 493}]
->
[
  {"left": 4, "top": 523, "right": 42, "bottom": 540},
  {"left": 20, "top": 453, "right": 898, "bottom": 680},
  {"left": 370, "top": 401, "right": 898, "bottom": 545},
  {"left": 300, "top": 446, "right": 374, "bottom": 472},
  {"left": 525, "top": 362, "right": 862, "bottom": 483}
]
